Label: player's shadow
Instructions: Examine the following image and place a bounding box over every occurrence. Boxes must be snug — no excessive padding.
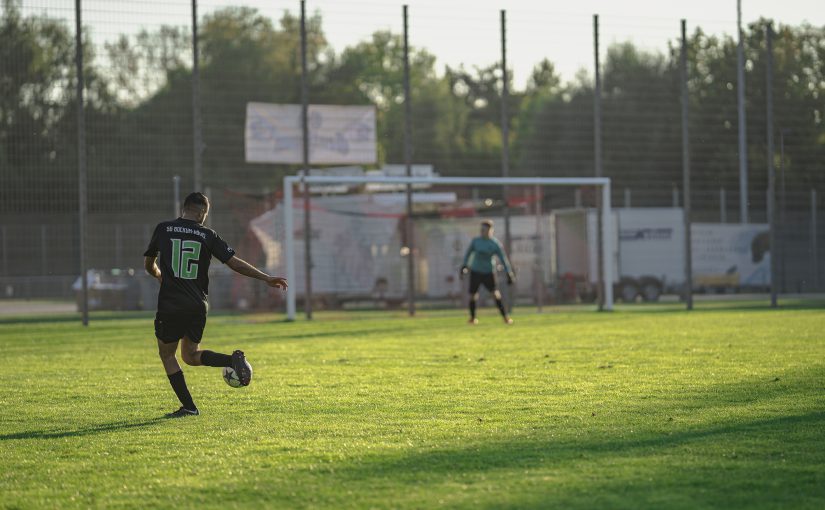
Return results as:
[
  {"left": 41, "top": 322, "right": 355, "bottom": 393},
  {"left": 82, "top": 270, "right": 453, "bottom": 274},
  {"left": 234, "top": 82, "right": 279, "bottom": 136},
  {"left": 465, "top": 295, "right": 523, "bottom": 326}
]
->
[
  {"left": 337, "top": 409, "right": 825, "bottom": 476},
  {"left": 0, "top": 417, "right": 165, "bottom": 441},
  {"left": 615, "top": 298, "right": 825, "bottom": 314},
  {"left": 332, "top": 366, "right": 825, "bottom": 488}
]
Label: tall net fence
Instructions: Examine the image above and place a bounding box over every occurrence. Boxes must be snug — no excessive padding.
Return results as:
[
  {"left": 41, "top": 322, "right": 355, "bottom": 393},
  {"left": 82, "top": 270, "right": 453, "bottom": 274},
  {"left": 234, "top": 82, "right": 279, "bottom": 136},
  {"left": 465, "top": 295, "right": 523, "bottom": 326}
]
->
[{"left": 2, "top": 0, "right": 823, "bottom": 313}]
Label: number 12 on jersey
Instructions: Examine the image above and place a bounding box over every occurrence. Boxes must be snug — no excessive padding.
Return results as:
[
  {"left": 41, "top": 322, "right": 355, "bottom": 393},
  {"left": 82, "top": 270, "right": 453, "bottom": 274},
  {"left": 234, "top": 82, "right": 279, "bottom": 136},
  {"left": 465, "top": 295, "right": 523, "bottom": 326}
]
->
[{"left": 170, "top": 239, "right": 201, "bottom": 279}]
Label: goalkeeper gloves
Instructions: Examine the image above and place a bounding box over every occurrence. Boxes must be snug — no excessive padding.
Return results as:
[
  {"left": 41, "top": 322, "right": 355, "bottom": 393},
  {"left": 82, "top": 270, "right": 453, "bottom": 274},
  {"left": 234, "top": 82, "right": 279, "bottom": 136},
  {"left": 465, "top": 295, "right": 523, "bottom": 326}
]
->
[{"left": 460, "top": 265, "right": 469, "bottom": 279}]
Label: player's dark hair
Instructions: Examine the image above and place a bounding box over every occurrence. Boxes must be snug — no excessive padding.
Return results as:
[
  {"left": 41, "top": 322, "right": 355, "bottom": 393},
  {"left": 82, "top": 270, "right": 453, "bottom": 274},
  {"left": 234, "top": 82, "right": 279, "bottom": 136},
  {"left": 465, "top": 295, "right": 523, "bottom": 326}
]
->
[
  {"left": 183, "top": 192, "right": 210, "bottom": 211},
  {"left": 481, "top": 220, "right": 494, "bottom": 228}
]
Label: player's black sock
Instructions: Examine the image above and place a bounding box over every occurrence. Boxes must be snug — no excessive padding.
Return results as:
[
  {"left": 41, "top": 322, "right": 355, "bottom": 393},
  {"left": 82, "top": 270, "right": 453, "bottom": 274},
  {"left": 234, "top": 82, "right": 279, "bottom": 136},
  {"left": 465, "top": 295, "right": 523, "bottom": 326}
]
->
[
  {"left": 495, "top": 298, "right": 507, "bottom": 318},
  {"left": 469, "top": 300, "right": 477, "bottom": 319},
  {"left": 200, "top": 350, "right": 232, "bottom": 368},
  {"left": 167, "top": 370, "right": 197, "bottom": 411}
]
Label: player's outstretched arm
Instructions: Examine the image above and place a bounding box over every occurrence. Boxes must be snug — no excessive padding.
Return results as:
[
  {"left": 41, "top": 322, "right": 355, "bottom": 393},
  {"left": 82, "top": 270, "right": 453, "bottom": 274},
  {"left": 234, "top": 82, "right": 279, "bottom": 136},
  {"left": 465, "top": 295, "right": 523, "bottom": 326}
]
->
[
  {"left": 144, "top": 256, "right": 161, "bottom": 282},
  {"left": 226, "top": 255, "right": 288, "bottom": 289}
]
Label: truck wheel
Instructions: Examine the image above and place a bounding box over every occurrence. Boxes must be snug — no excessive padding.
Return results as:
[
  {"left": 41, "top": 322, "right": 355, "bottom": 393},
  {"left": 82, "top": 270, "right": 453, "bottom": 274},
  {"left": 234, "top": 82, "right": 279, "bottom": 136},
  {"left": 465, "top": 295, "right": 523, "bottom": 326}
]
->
[
  {"left": 641, "top": 281, "right": 661, "bottom": 302},
  {"left": 619, "top": 281, "right": 639, "bottom": 303}
]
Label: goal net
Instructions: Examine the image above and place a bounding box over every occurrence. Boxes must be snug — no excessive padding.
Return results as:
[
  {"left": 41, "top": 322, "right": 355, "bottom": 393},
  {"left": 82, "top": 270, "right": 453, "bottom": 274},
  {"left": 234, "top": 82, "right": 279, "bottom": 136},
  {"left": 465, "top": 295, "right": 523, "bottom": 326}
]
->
[{"left": 250, "top": 175, "right": 613, "bottom": 320}]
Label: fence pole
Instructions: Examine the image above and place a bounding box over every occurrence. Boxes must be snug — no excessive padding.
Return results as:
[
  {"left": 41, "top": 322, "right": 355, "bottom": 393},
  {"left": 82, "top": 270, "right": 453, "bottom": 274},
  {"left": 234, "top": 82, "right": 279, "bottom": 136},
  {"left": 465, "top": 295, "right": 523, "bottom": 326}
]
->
[
  {"left": 41, "top": 225, "right": 48, "bottom": 276},
  {"left": 779, "top": 128, "right": 787, "bottom": 292},
  {"left": 736, "top": 0, "right": 749, "bottom": 223},
  {"left": 720, "top": 187, "right": 727, "bottom": 223},
  {"left": 403, "top": 5, "right": 415, "bottom": 317},
  {"left": 173, "top": 175, "right": 181, "bottom": 216},
  {"left": 75, "top": 0, "right": 89, "bottom": 326},
  {"left": 300, "top": 0, "right": 313, "bottom": 319},
  {"left": 680, "top": 20, "right": 693, "bottom": 311},
  {"left": 499, "top": 9, "right": 513, "bottom": 313},
  {"left": 1, "top": 226, "right": 7, "bottom": 277},
  {"left": 285, "top": 181, "right": 296, "bottom": 320},
  {"left": 191, "top": 0, "right": 203, "bottom": 191},
  {"left": 594, "top": 13, "right": 605, "bottom": 311},
  {"left": 115, "top": 224, "right": 122, "bottom": 268},
  {"left": 535, "top": 184, "right": 544, "bottom": 313},
  {"left": 624, "top": 188, "right": 631, "bottom": 209},
  {"left": 812, "top": 189, "right": 818, "bottom": 290},
  {"left": 766, "top": 22, "right": 777, "bottom": 308}
]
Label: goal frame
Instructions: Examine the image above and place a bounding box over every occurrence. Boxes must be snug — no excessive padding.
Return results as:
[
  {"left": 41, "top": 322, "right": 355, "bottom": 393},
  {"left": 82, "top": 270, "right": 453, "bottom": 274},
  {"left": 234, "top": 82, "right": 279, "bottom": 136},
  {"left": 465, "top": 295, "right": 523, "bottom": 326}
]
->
[{"left": 282, "top": 175, "right": 613, "bottom": 320}]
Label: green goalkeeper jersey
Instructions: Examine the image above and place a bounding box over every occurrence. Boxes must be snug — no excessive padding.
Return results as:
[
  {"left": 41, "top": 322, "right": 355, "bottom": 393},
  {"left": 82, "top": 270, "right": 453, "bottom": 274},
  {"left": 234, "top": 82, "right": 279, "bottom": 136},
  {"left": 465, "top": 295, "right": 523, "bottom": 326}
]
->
[{"left": 463, "top": 236, "right": 512, "bottom": 275}]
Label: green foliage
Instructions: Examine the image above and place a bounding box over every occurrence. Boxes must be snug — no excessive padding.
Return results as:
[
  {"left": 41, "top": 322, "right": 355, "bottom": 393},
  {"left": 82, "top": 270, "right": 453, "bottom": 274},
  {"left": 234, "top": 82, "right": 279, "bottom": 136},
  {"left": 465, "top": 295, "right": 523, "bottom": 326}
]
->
[
  {"left": 1, "top": 303, "right": 825, "bottom": 508},
  {"left": 1, "top": 4, "right": 824, "bottom": 214}
]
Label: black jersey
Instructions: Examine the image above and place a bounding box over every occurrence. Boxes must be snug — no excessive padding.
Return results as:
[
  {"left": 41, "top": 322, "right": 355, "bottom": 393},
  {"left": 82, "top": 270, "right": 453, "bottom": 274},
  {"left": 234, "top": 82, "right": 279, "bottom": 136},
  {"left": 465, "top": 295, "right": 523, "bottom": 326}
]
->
[{"left": 143, "top": 218, "right": 235, "bottom": 314}]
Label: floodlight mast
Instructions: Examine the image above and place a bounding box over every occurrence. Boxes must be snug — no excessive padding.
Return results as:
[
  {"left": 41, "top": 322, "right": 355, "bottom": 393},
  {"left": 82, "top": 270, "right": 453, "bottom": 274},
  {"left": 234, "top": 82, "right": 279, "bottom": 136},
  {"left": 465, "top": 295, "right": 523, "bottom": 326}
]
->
[{"left": 282, "top": 175, "right": 613, "bottom": 320}]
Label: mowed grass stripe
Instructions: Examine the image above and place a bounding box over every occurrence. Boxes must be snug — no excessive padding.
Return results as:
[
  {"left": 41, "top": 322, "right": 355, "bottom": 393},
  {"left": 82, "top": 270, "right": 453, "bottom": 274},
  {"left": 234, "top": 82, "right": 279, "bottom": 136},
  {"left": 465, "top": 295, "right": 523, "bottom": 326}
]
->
[{"left": 0, "top": 302, "right": 823, "bottom": 509}]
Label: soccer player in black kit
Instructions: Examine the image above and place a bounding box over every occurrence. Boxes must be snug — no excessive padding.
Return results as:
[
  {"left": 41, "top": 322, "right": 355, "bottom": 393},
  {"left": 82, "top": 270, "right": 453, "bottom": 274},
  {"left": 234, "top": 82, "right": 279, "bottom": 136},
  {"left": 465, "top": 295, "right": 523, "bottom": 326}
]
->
[{"left": 144, "top": 192, "right": 287, "bottom": 418}]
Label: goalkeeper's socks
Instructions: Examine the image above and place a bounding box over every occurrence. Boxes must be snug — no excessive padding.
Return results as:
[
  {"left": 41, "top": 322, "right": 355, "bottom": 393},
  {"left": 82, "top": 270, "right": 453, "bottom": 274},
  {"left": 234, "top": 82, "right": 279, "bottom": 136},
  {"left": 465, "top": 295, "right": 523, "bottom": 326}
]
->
[
  {"left": 200, "top": 350, "right": 232, "bottom": 367},
  {"left": 495, "top": 298, "right": 507, "bottom": 318},
  {"left": 469, "top": 300, "right": 477, "bottom": 320},
  {"left": 167, "top": 370, "right": 197, "bottom": 411}
]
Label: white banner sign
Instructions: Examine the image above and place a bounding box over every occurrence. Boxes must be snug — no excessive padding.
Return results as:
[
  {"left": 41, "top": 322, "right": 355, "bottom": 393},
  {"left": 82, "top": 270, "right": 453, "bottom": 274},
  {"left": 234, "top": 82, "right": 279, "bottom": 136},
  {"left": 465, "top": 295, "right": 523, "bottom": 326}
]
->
[
  {"left": 691, "top": 223, "right": 771, "bottom": 287},
  {"left": 245, "top": 103, "right": 377, "bottom": 164}
]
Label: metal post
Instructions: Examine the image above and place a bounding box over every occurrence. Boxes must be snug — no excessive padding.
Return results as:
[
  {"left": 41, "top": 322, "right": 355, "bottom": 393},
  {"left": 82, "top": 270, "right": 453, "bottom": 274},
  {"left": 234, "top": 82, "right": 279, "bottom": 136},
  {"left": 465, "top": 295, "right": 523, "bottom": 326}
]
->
[
  {"left": 766, "top": 23, "right": 777, "bottom": 308},
  {"left": 720, "top": 187, "right": 727, "bottom": 223},
  {"left": 41, "top": 225, "right": 48, "bottom": 276},
  {"left": 403, "top": 5, "right": 415, "bottom": 316},
  {"left": 500, "top": 9, "right": 513, "bottom": 312},
  {"left": 812, "top": 189, "right": 818, "bottom": 290},
  {"left": 191, "top": 0, "right": 203, "bottom": 191},
  {"left": 115, "top": 225, "right": 122, "bottom": 268},
  {"left": 285, "top": 181, "right": 296, "bottom": 320},
  {"left": 736, "top": 0, "right": 749, "bottom": 223},
  {"left": 624, "top": 188, "right": 631, "bottom": 209},
  {"left": 673, "top": 184, "right": 679, "bottom": 208},
  {"left": 300, "top": 0, "right": 313, "bottom": 319},
  {"left": 601, "top": 182, "right": 614, "bottom": 310},
  {"left": 1, "top": 226, "right": 7, "bottom": 276},
  {"left": 173, "top": 175, "right": 181, "bottom": 216},
  {"left": 203, "top": 186, "right": 212, "bottom": 227},
  {"left": 594, "top": 13, "right": 605, "bottom": 311},
  {"left": 534, "top": 185, "right": 544, "bottom": 312},
  {"left": 75, "top": 0, "right": 88, "bottom": 326},
  {"left": 779, "top": 128, "right": 787, "bottom": 293},
  {"left": 681, "top": 20, "right": 693, "bottom": 311}
]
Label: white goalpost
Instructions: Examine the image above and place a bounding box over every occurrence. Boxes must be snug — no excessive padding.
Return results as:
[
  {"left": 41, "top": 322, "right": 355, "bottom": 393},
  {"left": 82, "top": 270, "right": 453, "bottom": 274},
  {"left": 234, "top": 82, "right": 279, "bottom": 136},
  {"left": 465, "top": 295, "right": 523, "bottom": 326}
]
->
[{"left": 282, "top": 175, "right": 613, "bottom": 320}]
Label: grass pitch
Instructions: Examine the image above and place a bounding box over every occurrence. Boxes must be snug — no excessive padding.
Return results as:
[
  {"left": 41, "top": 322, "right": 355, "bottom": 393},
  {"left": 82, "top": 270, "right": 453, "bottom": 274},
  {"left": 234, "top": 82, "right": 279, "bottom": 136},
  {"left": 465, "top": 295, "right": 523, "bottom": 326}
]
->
[{"left": 1, "top": 302, "right": 824, "bottom": 509}]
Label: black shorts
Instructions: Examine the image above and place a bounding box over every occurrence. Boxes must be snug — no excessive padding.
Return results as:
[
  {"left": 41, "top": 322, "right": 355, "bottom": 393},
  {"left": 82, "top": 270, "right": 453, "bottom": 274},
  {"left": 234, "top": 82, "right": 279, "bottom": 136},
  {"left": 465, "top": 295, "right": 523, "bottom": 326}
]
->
[
  {"left": 469, "top": 271, "right": 497, "bottom": 294},
  {"left": 154, "top": 312, "right": 207, "bottom": 344}
]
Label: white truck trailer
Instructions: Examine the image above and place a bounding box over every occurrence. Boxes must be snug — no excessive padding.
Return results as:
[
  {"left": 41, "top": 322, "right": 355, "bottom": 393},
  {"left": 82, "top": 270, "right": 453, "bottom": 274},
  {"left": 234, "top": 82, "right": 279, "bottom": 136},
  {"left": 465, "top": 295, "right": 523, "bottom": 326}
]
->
[{"left": 550, "top": 208, "right": 771, "bottom": 302}]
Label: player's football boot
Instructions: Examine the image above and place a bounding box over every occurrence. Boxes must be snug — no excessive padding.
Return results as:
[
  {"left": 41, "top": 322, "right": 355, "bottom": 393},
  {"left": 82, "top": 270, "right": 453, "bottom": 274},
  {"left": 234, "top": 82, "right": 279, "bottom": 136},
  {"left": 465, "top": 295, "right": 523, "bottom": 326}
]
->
[
  {"left": 165, "top": 407, "right": 200, "bottom": 418},
  {"left": 468, "top": 318, "right": 478, "bottom": 325},
  {"left": 503, "top": 316, "right": 514, "bottom": 325},
  {"left": 232, "top": 350, "right": 252, "bottom": 386}
]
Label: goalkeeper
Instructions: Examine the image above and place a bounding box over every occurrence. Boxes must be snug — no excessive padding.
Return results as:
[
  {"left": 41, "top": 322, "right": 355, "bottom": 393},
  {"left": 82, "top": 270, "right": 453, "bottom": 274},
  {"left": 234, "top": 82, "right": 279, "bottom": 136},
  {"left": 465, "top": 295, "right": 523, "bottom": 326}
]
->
[{"left": 460, "top": 220, "right": 515, "bottom": 324}]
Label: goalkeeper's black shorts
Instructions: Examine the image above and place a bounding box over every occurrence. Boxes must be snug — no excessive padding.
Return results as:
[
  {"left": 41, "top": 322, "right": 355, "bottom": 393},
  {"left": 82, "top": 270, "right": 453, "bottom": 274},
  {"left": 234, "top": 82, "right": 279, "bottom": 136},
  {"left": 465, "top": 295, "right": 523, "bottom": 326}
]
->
[{"left": 468, "top": 271, "right": 497, "bottom": 294}]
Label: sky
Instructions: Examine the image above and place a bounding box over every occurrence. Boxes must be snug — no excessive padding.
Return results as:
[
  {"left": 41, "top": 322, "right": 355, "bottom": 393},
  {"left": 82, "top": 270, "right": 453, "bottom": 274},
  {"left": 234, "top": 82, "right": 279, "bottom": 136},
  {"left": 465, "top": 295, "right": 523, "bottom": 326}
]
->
[
  {"left": 24, "top": 0, "right": 825, "bottom": 88},
  {"left": 305, "top": 0, "right": 824, "bottom": 86}
]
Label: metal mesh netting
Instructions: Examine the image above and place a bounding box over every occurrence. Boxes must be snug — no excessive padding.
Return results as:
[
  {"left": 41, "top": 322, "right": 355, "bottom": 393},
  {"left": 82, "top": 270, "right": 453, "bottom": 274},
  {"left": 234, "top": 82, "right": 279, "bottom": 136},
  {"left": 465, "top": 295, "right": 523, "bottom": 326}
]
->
[{"left": 2, "top": 1, "right": 823, "bottom": 311}]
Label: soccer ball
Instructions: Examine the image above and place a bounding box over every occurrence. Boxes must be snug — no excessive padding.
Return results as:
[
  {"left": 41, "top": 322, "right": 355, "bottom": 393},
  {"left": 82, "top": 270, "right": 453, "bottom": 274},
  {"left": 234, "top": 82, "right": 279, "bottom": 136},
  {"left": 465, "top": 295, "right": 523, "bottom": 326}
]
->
[{"left": 222, "top": 363, "right": 252, "bottom": 388}]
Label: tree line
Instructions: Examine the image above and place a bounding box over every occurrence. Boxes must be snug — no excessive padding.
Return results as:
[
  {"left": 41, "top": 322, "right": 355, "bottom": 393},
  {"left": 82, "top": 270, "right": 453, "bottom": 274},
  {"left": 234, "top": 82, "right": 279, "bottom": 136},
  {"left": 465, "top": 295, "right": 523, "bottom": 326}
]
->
[{"left": 2, "top": 3, "right": 823, "bottom": 215}]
